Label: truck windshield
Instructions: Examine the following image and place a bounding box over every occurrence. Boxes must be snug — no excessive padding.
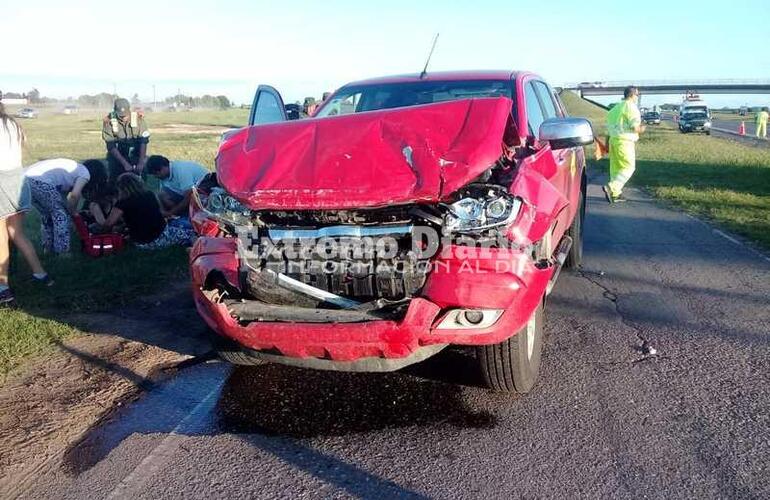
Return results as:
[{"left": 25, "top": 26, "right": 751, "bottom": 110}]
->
[
  {"left": 683, "top": 106, "right": 708, "bottom": 115},
  {"left": 315, "top": 80, "right": 512, "bottom": 117}
]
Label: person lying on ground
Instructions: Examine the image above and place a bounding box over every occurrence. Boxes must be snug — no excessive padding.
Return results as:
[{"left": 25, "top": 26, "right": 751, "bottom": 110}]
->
[
  {"left": 0, "top": 103, "right": 52, "bottom": 305},
  {"left": 144, "top": 155, "right": 208, "bottom": 218},
  {"left": 101, "top": 173, "right": 196, "bottom": 250},
  {"left": 24, "top": 158, "right": 107, "bottom": 256}
]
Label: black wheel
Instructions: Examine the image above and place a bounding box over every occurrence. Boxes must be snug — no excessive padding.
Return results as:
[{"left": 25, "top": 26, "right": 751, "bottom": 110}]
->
[
  {"left": 477, "top": 301, "right": 545, "bottom": 393},
  {"left": 218, "top": 349, "right": 266, "bottom": 366},
  {"left": 208, "top": 329, "right": 266, "bottom": 366},
  {"left": 564, "top": 175, "right": 585, "bottom": 270}
]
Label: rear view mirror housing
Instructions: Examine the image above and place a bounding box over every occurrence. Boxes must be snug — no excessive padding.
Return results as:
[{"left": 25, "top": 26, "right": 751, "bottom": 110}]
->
[{"left": 538, "top": 118, "right": 594, "bottom": 150}]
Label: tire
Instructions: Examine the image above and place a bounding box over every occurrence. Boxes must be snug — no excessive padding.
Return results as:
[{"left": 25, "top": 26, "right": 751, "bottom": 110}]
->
[
  {"left": 564, "top": 175, "right": 585, "bottom": 271},
  {"left": 477, "top": 301, "right": 545, "bottom": 393},
  {"left": 208, "top": 329, "right": 265, "bottom": 366}
]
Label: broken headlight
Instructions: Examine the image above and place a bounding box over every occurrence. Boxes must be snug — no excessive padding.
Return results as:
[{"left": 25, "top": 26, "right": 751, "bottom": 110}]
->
[
  {"left": 206, "top": 187, "right": 251, "bottom": 226},
  {"left": 443, "top": 186, "right": 522, "bottom": 234}
]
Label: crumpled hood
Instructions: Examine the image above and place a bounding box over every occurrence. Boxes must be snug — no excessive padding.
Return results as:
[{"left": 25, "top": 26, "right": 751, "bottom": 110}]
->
[{"left": 216, "top": 97, "right": 513, "bottom": 210}]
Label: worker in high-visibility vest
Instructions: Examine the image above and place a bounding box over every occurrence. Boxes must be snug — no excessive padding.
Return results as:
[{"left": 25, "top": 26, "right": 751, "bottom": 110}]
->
[
  {"left": 756, "top": 107, "right": 769, "bottom": 139},
  {"left": 603, "top": 86, "right": 645, "bottom": 203}
]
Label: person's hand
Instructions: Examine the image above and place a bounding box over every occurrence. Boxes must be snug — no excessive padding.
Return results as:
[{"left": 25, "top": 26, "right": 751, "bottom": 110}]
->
[{"left": 134, "top": 161, "right": 145, "bottom": 175}]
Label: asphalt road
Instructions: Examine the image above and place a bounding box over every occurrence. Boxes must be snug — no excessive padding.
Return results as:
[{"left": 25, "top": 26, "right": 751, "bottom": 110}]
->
[
  {"left": 20, "top": 179, "right": 770, "bottom": 499},
  {"left": 663, "top": 113, "right": 766, "bottom": 138},
  {"left": 710, "top": 118, "right": 758, "bottom": 136}
]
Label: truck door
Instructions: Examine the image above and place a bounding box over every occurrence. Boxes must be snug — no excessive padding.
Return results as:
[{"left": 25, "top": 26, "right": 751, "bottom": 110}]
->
[
  {"left": 248, "top": 85, "right": 288, "bottom": 126},
  {"left": 533, "top": 80, "right": 580, "bottom": 221},
  {"left": 520, "top": 80, "right": 573, "bottom": 244}
]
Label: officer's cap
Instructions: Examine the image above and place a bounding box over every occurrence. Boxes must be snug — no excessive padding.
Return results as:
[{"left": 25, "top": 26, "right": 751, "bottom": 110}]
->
[{"left": 113, "top": 98, "right": 131, "bottom": 117}]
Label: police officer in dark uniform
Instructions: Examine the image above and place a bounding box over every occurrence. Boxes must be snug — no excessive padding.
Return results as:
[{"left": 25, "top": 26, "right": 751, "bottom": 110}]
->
[{"left": 102, "top": 98, "right": 150, "bottom": 179}]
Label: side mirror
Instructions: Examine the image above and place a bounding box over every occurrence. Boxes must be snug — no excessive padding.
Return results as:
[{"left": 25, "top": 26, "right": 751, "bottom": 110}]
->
[{"left": 538, "top": 117, "right": 594, "bottom": 150}]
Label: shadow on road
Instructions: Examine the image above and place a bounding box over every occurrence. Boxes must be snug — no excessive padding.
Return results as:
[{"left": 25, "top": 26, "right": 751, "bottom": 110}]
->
[
  {"left": 62, "top": 346, "right": 496, "bottom": 477},
  {"left": 217, "top": 348, "right": 493, "bottom": 438}
]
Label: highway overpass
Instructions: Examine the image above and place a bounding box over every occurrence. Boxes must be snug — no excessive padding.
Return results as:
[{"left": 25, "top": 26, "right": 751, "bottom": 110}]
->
[{"left": 562, "top": 79, "right": 770, "bottom": 97}]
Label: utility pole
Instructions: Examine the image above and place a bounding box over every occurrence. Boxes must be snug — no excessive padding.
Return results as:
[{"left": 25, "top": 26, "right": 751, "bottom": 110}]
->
[{"left": 153, "top": 84, "right": 156, "bottom": 110}]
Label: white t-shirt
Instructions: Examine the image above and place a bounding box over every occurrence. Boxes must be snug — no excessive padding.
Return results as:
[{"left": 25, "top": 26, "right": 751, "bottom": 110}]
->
[
  {"left": 25, "top": 158, "right": 91, "bottom": 192},
  {"left": 0, "top": 119, "right": 23, "bottom": 171}
]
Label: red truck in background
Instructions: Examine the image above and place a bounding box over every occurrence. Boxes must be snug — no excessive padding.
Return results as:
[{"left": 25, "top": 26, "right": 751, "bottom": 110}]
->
[{"left": 189, "top": 71, "right": 593, "bottom": 393}]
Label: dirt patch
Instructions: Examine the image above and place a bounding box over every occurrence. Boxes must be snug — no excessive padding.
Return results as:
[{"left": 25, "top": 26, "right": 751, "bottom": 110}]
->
[{"left": 0, "top": 283, "right": 212, "bottom": 498}]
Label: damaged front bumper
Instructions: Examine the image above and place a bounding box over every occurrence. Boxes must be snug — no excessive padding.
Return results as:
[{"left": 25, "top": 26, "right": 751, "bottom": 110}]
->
[{"left": 190, "top": 232, "right": 555, "bottom": 371}]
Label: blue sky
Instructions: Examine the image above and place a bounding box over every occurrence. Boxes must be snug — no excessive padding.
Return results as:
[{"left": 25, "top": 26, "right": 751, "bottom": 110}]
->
[{"left": 2, "top": 0, "right": 769, "bottom": 106}]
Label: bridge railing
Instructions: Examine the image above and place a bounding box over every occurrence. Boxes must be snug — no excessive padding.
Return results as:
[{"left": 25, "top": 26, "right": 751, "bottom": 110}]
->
[{"left": 563, "top": 79, "right": 770, "bottom": 89}]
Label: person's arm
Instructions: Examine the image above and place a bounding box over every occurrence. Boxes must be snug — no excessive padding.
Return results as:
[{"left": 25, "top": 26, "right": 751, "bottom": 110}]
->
[
  {"left": 102, "top": 206, "right": 124, "bottom": 230},
  {"left": 134, "top": 143, "right": 148, "bottom": 174},
  {"left": 89, "top": 201, "right": 107, "bottom": 226},
  {"left": 163, "top": 189, "right": 193, "bottom": 217},
  {"left": 133, "top": 117, "right": 151, "bottom": 174},
  {"left": 107, "top": 144, "right": 133, "bottom": 172},
  {"left": 66, "top": 177, "right": 89, "bottom": 215},
  {"left": 628, "top": 104, "right": 645, "bottom": 135},
  {"left": 103, "top": 118, "right": 134, "bottom": 173}
]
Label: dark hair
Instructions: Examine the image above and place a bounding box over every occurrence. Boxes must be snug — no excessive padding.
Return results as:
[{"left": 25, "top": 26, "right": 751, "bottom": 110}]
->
[
  {"left": 0, "top": 102, "right": 24, "bottom": 145},
  {"left": 624, "top": 86, "right": 639, "bottom": 99},
  {"left": 116, "top": 173, "right": 147, "bottom": 200},
  {"left": 145, "top": 155, "right": 170, "bottom": 175},
  {"left": 81, "top": 159, "right": 109, "bottom": 199}
]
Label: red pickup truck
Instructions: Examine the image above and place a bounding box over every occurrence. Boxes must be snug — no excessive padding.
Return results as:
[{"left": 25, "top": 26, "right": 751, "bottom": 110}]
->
[{"left": 189, "top": 71, "right": 592, "bottom": 393}]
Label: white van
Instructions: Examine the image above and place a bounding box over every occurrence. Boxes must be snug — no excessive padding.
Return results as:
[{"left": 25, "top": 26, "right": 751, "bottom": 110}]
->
[{"left": 679, "top": 99, "right": 712, "bottom": 134}]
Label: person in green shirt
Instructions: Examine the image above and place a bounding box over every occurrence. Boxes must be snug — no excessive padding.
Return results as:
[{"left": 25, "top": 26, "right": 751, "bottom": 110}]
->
[
  {"left": 102, "top": 98, "right": 151, "bottom": 180},
  {"left": 756, "top": 107, "right": 768, "bottom": 139},
  {"left": 603, "top": 86, "right": 645, "bottom": 203}
]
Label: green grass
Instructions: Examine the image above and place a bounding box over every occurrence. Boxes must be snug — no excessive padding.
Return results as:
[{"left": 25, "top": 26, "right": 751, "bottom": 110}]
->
[
  {"left": 561, "top": 91, "right": 770, "bottom": 249},
  {"left": 1, "top": 109, "right": 249, "bottom": 379}
]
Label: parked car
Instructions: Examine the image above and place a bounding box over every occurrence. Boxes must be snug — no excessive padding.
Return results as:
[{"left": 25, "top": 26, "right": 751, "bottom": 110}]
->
[
  {"left": 63, "top": 105, "right": 79, "bottom": 115},
  {"left": 643, "top": 111, "right": 661, "bottom": 125},
  {"left": 16, "top": 108, "right": 38, "bottom": 119},
  {"left": 189, "top": 71, "right": 592, "bottom": 393}
]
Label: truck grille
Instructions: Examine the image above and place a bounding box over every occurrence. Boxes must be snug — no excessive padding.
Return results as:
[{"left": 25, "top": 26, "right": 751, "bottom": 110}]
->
[{"left": 246, "top": 225, "right": 429, "bottom": 302}]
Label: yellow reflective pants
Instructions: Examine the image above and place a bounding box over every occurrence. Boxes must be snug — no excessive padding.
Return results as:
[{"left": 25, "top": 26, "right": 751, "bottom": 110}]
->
[
  {"left": 608, "top": 137, "right": 636, "bottom": 198},
  {"left": 757, "top": 121, "right": 767, "bottom": 139}
]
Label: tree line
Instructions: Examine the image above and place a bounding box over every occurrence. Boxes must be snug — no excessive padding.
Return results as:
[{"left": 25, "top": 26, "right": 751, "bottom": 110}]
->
[{"left": 1, "top": 89, "right": 232, "bottom": 109}]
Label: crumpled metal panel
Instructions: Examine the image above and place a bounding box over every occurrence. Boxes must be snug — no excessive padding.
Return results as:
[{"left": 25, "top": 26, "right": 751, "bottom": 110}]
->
[{"left": 216, "top": 97, "right": 514, "bottom": 210}]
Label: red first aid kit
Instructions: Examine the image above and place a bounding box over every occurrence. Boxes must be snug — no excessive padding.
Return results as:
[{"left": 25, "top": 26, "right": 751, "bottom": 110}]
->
[{"left": 73, "top": 215, "right": 125, "bottom": 257}]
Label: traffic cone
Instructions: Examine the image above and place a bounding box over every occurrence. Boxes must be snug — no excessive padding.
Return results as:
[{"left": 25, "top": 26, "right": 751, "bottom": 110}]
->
[{"left": 738, "top": 121, "right": 746, "bottom": 136}]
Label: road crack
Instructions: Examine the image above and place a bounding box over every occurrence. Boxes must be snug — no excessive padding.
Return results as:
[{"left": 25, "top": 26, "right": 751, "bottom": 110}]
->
[{"left": 577, "top": 268, "right": 661, "bottom": 360}]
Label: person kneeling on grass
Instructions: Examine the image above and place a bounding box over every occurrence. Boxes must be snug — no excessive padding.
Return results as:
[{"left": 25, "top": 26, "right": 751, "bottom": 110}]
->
[
  {"left": 145, "top": 155, "right": 208, "bottom": 220},
  {"left": 102, "top": 173, "right": 195, "bottom": 250},
  {"left": 25, "top": 158, "right": 108, "bottom": 256},
  {"left": 82, "top": 183, "right": 119, "bottom": 233}
]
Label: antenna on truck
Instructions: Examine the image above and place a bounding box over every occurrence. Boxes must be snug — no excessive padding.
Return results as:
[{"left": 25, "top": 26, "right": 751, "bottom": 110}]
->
[{"left": 419, "top": 33, "right": 439, "bottom": 79}]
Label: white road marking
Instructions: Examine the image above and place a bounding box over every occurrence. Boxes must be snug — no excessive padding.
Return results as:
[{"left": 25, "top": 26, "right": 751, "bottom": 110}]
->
[
  {"left": 106, "top": 373, "right": 228, "bottom": 499},
  {"left": 680, "top": 213, "right": 770, "bottom": 264}
]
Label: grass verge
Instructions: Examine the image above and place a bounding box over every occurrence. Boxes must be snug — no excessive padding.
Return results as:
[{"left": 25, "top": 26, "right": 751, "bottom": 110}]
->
[
  {"left": 561, "top": 91, "right": 770, "bottom": 250},
  {"left": 1, "top": 109, "right": 248, "bottom": 379}
]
